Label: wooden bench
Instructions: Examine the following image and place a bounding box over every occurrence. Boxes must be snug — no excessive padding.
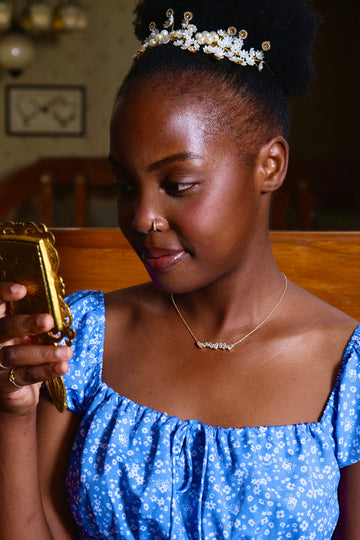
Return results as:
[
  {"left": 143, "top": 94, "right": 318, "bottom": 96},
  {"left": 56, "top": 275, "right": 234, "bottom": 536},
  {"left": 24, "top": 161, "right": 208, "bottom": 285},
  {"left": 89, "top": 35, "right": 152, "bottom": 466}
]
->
[{"left": 52, "top": 228, "right": 360, "bottom": 320}]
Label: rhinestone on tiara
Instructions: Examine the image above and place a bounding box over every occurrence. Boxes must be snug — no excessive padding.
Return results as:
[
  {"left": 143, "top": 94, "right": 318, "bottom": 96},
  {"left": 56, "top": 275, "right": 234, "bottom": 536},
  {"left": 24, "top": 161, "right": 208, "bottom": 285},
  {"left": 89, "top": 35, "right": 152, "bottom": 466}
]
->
[{"left": 135, "top": 9, "right": 271, "bottom": 70}]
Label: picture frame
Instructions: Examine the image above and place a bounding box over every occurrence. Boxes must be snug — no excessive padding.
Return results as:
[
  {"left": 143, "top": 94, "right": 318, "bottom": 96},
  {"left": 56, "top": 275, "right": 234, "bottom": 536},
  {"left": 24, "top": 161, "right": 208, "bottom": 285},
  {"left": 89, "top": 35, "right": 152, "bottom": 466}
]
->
[{"left": 5, "top": 84, "right": 86, "bottom": 137}]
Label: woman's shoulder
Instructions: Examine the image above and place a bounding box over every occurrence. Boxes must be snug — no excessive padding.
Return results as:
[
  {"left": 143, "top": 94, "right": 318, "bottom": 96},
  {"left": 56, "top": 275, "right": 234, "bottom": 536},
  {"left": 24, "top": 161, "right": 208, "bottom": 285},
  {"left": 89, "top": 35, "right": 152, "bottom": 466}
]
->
[
  {"left": 105, "top": 282, "right": 163, "bottom": 305},
  {"left": 283, "top": 281, "right": 359, "bottom": 373},
  {"left": 104, "top": 282, "right": 168, "bottom": 323},
  {"left": 261, "top": 280, "right": 359, "bottom": 426},
  {"left": 67, "top": 283, "right": 162, "bottom": 324},
  {"left": 285, "top": 279, "right": 358, "bottom": 335}
]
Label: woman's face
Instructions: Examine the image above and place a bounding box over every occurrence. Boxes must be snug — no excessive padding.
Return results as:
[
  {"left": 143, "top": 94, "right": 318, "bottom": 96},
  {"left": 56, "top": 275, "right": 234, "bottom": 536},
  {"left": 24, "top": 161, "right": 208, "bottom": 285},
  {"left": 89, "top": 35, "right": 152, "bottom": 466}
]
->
[{"left": 109, "top": 80, "right": 270, "bottom": 293}]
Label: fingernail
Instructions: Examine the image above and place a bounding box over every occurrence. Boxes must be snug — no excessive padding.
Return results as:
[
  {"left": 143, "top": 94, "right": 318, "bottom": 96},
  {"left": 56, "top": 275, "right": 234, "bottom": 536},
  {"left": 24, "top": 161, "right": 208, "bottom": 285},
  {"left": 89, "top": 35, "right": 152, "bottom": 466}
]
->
[
  {"left": 55, "top": 346, "right": 70, "bottom": 359},
  {"left": 36, "top": 314, "right": 49, "bottom": 327},
  {"left": 10, "top": 284, "right": 25, "bottom": 294},
  {"left": 55, "top": 361, "right": 68, "bottom": 374}
]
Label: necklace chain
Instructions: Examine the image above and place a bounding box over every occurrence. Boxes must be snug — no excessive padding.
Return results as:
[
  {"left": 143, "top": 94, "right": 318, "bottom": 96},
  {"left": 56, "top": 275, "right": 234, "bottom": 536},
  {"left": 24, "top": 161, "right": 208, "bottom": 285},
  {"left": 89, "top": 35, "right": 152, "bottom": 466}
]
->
[{"left": 171, "top": 274, "right": 288, "bottom": 351}]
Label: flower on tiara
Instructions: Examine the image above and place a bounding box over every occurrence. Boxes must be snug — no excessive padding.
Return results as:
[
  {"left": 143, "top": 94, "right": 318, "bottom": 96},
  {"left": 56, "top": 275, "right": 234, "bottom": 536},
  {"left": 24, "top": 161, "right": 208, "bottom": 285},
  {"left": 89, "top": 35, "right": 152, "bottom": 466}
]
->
[
  {"left": 204, "top": 45, "right": 223, "bottom": 60},
  {"left": 164, "top": 8, "right": 174, "bottom": 28},
  {"left": 134, "top": 9, "right": 270, "bottom": 71}
]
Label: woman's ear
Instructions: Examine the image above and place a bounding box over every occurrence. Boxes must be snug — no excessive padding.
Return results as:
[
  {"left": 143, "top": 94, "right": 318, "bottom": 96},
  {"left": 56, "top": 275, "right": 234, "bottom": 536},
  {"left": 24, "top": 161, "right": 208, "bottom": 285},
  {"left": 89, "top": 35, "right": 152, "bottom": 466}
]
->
[{"left": 256, "top": 136, "right": 289, "bottom": 193}]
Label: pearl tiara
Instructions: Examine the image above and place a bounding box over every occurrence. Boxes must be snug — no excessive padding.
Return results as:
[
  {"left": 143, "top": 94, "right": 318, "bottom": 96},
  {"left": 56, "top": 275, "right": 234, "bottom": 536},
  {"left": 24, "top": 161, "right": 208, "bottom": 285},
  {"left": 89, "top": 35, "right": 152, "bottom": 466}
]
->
[{"left": 135, "top": 8, "right": 271, "bottom": 70}]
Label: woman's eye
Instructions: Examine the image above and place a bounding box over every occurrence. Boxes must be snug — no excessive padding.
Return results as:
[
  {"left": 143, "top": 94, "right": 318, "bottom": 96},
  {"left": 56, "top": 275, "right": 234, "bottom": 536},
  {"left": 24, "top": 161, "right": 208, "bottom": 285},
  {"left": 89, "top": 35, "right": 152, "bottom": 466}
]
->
[{"left": 165, "top": 182, "right": 194, "bottom": 195}]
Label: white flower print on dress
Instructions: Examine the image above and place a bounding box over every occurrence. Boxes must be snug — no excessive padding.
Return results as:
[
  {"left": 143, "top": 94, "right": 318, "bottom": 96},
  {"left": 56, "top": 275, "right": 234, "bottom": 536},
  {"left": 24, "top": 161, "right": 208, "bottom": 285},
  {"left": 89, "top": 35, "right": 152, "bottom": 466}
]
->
[{"left": 62, "top": 291, "right": 360, "bottom": 539}]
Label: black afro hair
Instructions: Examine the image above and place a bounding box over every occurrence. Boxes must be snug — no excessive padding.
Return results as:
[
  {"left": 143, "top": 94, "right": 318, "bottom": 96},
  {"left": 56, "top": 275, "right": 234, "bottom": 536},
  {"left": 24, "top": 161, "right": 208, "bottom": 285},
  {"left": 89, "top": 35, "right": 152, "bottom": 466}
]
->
[
  {"left": 116, "top": 0, "right": 319, "bottom": 153},
  {"left": 133, "top": 0, "right": 319, "bottom": 98}
]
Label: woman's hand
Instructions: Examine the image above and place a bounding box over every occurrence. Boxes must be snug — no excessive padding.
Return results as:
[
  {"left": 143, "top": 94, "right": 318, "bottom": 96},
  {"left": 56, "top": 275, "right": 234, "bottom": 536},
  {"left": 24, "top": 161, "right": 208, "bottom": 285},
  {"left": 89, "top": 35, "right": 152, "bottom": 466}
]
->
[{"left": 0, "top": 282, "right": 72, "bottom": 415}]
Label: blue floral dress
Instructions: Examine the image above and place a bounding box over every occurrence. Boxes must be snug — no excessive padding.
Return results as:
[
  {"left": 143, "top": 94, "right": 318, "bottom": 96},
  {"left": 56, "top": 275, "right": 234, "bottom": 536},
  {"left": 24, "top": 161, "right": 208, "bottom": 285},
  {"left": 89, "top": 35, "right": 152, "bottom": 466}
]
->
[{"left": 63, "top": 290, "right": 360, "bottom": 539}]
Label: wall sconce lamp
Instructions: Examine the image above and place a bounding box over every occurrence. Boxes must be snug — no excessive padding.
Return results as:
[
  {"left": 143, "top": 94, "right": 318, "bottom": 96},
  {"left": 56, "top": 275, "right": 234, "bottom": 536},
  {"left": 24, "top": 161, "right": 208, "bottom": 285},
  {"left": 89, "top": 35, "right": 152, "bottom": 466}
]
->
[{"left": 0, "top": 0, "right": 88, "bottom": 76}]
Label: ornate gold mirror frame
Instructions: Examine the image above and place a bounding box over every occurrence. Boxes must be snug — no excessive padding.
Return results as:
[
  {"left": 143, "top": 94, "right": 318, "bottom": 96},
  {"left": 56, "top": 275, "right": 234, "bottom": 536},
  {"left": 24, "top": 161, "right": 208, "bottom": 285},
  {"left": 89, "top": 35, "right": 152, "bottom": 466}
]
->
[{"left": 0, "top": 221, "right": 76, "bottom": 412}]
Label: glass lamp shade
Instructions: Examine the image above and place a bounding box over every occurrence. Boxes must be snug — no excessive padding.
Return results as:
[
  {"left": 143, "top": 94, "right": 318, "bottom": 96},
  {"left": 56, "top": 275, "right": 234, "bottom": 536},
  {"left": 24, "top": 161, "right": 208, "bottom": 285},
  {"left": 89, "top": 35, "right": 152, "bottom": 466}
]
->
[
  {"left": 0, "top": 2, "right": 12, "bottom": 32},
  {"left": 54, "top": 3, "right": 87, "bottom": 31},
  {"left": 0, "top": 33, "right": 35, "bottom": 73},
  {"left": 74, "top": 10, "right": 87, "bottom": 30},
  {"left": 21, "top": 3, "right": 53, "bottom": 32}
]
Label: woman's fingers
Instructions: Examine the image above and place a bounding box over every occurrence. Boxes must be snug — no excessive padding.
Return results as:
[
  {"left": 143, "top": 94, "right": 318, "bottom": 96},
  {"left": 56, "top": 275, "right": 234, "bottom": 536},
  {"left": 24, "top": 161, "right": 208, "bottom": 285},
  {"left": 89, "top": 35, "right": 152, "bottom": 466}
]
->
[
  {"left": 0, "top": 283, "right": 27, "bottom": 318},
  {"left": 0, "top": 343, "right": 72, "bottom": 372},
  {"left": 0, "top": 282, "right": 27, "bottom": 301},
  {"left": 0, "top": 283, "right": 27, "bottom": 304},
  {"left": 6, "top": 360, "right": 69, "bottom": 389},
  {"left": 0, "top": 282, "right": 54, "bottom": 344},
  {"left": 0, "top": 312, "right": 54, "bottom": 344},
  {"left": 0, "top": 283, "right": 72, "bottom": 414},
  {"left": 0, "top": 343, "right": 71, "bottom": 415},
  {"left": 0, "top": 343, "right": 72, "bottom": 414}
]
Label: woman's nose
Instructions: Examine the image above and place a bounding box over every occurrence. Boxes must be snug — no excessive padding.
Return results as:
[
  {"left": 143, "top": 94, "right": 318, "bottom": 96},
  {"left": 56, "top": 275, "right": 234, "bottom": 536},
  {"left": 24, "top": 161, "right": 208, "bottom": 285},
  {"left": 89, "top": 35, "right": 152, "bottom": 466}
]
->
[{"left": 130, "top": 194, "right": 168, "bottom": 234}]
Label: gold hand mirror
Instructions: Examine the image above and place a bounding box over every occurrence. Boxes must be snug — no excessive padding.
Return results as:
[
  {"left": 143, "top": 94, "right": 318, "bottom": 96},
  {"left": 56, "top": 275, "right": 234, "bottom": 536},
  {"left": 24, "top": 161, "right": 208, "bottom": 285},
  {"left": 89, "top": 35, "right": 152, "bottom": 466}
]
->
[{"left": 0, "top": 221, "right": 75, "bottom": 412}]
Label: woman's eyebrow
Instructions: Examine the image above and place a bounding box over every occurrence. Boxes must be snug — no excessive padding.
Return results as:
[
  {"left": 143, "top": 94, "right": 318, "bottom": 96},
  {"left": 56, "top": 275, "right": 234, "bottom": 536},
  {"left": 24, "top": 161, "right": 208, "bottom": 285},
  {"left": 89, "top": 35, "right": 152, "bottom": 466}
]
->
[
  {"left": 108, "top": 152, "right": 202, "bottom": 172},
  {"left": 147, "top": 152, "right": 202, "bottom": 172}
]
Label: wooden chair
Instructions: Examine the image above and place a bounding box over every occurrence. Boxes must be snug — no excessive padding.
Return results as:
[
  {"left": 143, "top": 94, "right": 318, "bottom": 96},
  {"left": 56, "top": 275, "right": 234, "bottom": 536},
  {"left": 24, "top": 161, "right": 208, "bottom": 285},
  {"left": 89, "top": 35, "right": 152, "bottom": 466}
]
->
[
  {"left": 53, "top": 228, "right": 360, "bottom": 320},
  {"left": 0, "top": 158, "right": 114, "bottom": 227}
]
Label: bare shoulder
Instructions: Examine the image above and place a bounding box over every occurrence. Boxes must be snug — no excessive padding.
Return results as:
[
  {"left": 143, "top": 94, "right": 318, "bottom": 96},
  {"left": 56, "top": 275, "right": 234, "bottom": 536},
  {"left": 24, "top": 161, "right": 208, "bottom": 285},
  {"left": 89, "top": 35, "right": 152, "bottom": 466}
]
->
[
  {"left": 283, "top": 279, "right": 359, "bottom": 358},
  {"left": 103, "top": 283, "right": 170, "bottom": 353},
  {"left": 104, "top": 282, "right": 168, "bottom": 321},
  {"left": 245, "top": 280, "right": 360, "bottom": 426},
  {"left": 288, "top": 279, "right": 358, "bottom": 325}
]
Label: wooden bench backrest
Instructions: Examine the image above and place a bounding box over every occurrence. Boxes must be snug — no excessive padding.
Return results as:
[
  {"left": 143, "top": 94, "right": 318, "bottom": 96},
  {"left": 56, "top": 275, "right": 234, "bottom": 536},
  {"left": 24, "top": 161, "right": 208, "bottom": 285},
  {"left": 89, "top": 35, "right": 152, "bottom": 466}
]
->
[{"left": 53, "top": 228, "right": 360, "bottom": 320}]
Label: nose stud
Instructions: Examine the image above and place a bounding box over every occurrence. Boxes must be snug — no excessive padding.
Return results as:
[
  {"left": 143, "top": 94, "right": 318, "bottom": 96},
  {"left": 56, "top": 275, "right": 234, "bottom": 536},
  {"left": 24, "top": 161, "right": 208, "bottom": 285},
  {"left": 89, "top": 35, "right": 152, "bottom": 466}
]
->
[{"left": 148, "top": 218, "right": 168, "bottom": 233}]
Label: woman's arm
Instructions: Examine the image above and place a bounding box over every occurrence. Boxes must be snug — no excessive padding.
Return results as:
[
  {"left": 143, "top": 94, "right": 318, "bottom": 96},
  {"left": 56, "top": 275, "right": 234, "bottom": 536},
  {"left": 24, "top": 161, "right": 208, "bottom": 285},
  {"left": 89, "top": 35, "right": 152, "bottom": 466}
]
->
[
  {"left": 0, "top": 408, "right": 54, "bottom": 539},
  {"left": 37, "top": 392, "right": 81, "bottom": 539},
  {"left": 333, "top": 461, "right": 360, "bottom": 539},
  {"left": 0, "top": 282, "right": 73, "bottom": 539}
]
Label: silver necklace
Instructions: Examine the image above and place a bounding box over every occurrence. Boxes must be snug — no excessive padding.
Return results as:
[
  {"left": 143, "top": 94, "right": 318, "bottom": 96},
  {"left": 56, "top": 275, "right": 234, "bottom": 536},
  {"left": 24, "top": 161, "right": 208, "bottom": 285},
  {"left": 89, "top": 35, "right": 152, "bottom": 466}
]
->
[{"left": 170, "top": 274, "right": 288, "bottom": 351}]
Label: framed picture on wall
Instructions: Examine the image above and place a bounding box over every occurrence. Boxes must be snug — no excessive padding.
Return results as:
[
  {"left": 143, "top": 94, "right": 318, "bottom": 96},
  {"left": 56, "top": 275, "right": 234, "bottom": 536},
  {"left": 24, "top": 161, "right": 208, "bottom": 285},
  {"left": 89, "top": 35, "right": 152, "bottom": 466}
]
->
[{"left": 5, "top": 84, "right": 86, "bottom": 137}]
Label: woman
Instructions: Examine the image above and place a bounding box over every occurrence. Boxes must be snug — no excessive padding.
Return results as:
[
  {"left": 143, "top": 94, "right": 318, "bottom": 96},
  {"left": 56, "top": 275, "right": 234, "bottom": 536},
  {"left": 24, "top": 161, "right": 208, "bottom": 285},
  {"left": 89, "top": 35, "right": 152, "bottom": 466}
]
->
[{"left": 1, "top": 0, "right": 359, "bottom": 538}]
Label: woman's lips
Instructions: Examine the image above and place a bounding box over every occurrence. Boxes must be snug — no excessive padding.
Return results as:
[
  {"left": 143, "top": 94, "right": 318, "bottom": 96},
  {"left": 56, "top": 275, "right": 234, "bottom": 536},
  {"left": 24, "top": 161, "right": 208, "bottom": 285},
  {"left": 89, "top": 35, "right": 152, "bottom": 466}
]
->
[{"left": 142, "top": 249, "right": 187, "bottom": 271}]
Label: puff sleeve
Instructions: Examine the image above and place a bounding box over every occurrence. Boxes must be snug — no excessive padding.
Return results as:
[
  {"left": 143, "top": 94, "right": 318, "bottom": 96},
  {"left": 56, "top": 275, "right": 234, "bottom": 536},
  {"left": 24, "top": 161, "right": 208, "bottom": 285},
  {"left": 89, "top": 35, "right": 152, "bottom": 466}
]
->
[
  {"left": 61, "top": 290, "right": 106, "bottom": 416},
  {"left": 332, "top": 325, "right": 360, "bottom": 468}
]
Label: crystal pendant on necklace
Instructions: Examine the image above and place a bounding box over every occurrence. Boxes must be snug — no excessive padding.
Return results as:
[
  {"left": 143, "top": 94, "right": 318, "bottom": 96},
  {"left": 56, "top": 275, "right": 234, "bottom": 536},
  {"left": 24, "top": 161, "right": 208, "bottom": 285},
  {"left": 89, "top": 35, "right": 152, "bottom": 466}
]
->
[{"left": 196, "top": 341, "right": 234, "bottom": 351}]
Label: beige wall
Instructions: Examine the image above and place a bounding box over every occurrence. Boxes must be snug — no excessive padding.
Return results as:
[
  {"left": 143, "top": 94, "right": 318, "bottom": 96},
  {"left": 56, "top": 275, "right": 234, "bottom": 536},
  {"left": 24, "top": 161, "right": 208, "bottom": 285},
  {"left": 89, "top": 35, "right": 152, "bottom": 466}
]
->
[{"left": 0, "top": 0, "right": 138, "bottom": 182}]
